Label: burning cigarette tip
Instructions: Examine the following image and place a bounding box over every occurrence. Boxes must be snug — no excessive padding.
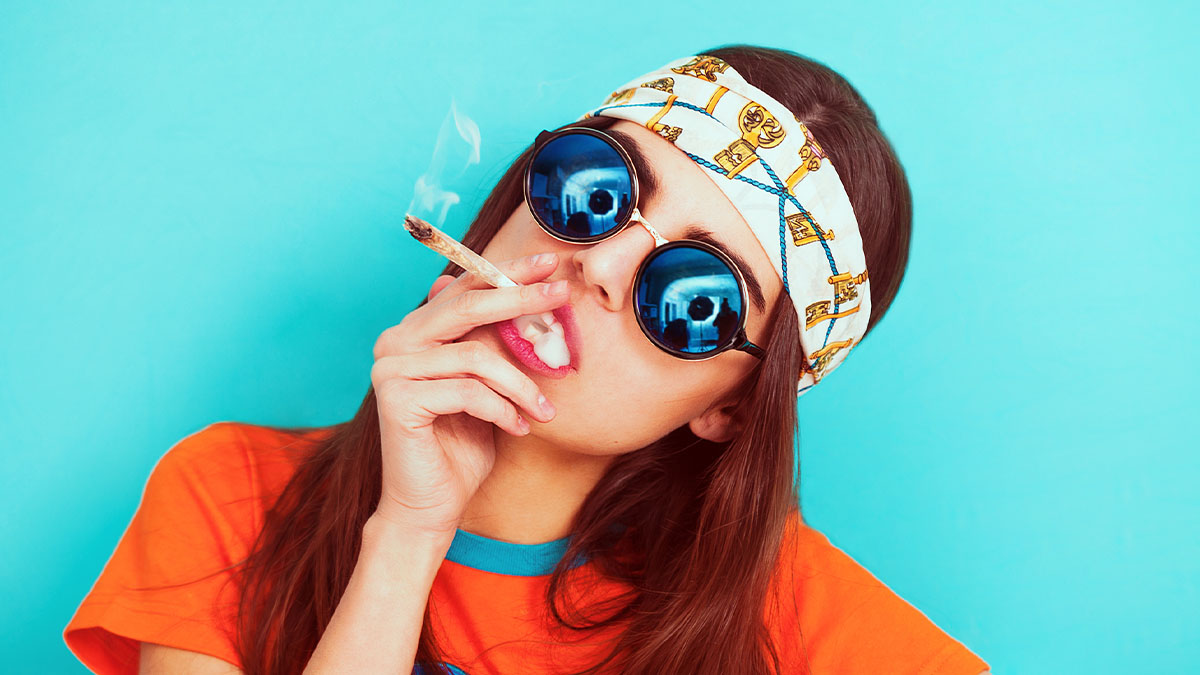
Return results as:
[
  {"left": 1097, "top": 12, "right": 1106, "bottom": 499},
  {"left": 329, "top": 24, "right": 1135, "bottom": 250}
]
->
[
  {"left": 402, "top": 213, "right": 517, "bottom": 288},
  {"left": 403, "top": 214, "right": 434, "bottom": 241}
]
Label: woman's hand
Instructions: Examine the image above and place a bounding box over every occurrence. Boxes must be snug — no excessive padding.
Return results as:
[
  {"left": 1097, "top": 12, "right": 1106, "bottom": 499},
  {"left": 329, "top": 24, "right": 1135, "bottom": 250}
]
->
[{"left": 369, "top": 252, "right": 567, "bottom": 539}]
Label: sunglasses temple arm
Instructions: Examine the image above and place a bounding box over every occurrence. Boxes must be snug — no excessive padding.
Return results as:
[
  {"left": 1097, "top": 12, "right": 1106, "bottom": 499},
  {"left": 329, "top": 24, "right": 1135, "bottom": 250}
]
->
[{"left": 733, "top": 329, "right": 765, "bottom": 360}]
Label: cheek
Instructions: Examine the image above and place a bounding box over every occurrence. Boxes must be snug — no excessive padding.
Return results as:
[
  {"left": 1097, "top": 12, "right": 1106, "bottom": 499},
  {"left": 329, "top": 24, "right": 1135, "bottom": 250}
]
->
[
  {"left": 479, "top": 228, "right": 523, "bottom": 261},
  {"left": 543, "top": 391, "right": 686, "bottom": 454},
  {"left": 481, "top": 212, "right": 555, "bottom": 261},
  {"left": 558, "top": 359, "right": 722, "bottom": 439}
]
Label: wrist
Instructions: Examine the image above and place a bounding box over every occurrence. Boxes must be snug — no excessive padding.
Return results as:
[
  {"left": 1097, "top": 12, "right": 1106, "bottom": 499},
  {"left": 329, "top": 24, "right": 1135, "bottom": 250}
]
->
[{"left": 364, "top": 512, "right": 456, "bottom": 556}]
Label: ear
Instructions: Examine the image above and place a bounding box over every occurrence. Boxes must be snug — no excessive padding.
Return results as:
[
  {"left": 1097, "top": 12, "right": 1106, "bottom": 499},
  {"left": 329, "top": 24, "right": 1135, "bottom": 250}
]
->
[{"left": 687, "top": 401, "right": 740, "bottom": 443}]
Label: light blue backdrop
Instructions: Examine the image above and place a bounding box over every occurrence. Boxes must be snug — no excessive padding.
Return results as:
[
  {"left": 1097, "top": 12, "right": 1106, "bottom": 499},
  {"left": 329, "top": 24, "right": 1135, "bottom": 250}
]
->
[{"left": 2, "top": 2, "right": 1195, "bottom": 673}]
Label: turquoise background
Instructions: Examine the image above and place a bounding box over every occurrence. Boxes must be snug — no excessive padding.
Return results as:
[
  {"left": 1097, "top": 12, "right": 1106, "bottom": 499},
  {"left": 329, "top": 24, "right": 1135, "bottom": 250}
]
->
[{"left": 2, "top": 1, "right": 1195, "bottom": 672}]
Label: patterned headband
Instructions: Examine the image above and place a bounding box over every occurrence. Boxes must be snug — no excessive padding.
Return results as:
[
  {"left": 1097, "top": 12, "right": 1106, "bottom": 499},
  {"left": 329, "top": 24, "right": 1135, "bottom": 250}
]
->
[{"left": 576, "top": 54, "right": 871, "bottom": 397}]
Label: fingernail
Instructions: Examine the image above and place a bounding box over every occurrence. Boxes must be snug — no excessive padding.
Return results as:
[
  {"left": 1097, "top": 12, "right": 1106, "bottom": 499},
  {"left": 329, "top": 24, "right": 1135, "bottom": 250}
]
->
[
  {"left": 530, "top": 252, "right": 557, "bottom": 267},
  {"left": 538, "top": 393, "right": 556, "bottom": 418},
  {"left": 543, "top": 280, "right": 568, "bottom": 296},
  {"left": 517, "top": 415, "right": 531, "bottom": 433}
]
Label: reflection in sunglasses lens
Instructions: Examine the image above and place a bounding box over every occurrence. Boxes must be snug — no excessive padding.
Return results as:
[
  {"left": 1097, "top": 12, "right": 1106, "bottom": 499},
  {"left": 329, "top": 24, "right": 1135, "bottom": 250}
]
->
[
  {"left": 636, "top": 246, "right": 743, "bottom": 355},
  {"left": 528, "top": 133, "right": 633, "bottom": 240}
]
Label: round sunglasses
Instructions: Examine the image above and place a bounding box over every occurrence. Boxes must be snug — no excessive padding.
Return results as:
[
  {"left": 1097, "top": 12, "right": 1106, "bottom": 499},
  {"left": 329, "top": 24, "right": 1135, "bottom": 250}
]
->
[{"left": 523, "top": 126, "right": 765, "bottom": 361}]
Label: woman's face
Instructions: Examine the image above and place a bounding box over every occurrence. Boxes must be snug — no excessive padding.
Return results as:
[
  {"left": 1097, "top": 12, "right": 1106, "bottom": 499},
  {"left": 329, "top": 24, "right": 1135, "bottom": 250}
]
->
[{"left": 466, "top": 120, "right": 783, "bottom": 454}]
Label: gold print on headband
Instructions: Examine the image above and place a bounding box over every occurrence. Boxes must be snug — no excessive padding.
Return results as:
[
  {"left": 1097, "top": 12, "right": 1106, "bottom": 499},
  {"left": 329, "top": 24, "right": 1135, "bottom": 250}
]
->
[
  {"left": 704, "top": 86, "right": 729, "bottom": 114},
  {"left": 804, "top": 299, "right": 861, "bottom": 330},
  {"left": 644, "top": 95, "right": 681, "bottom": 144},
  {"left": 785, "top": 123, "right": 827, "bottom": 194},
  {"left": 640, "top": 77, "right": 675, "bottom": 93},
  {"left": 714, "top": 102, "right": 787, "bottom": 179},
  {"left": 785, "top": 212, "right": 833, "bottom": 247},
  {"left": 714, "top": 138, "right": 758, "bottom": 178},
  {"left": 669, "top": 55, "right": 731, "bottom": 82},
  {"left": 827, "top": 269, "right": 869, "bottom": 304},
  {"left": 808, "top": 340, "right": 854, "bottom": 380},
  {"left": 655, "top": 126, "right": 682, "bottom": 142},
  {"left": 740, "top": 103, "right": 786, "bottom": 148},
  {"left": 603, "top": 88, "right": 636, "bottom": 105}
]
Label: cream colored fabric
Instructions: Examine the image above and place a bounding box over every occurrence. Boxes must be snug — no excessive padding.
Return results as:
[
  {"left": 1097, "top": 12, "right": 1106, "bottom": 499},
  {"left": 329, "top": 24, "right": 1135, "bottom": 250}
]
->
[{"left": 578, "top": 54, "right": 871, "bottom": 396}]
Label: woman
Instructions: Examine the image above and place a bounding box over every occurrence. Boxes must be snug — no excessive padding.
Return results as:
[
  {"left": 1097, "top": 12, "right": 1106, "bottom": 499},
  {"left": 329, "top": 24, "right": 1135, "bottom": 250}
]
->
[{"left": 64, "top": 45, "right": 990, "bottom": 674}]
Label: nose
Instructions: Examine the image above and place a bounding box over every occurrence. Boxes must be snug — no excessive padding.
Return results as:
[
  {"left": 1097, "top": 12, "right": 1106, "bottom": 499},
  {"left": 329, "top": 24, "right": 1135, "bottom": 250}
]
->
[{"left": 571, "top": 215, "right": 661, "bottom": 312}]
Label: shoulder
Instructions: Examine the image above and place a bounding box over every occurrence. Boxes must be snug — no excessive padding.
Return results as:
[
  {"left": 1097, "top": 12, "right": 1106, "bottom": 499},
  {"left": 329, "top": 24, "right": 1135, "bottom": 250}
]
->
[
  {"left": 150, "top": 420, "right": 334, "bottom": 548},
  {"left": 154, "top": 420, "right": 319, "bottom": 482},
  {"left": 63, "top": 421, "right": 332, "bottom": 674},
  {"left": 765, "top": 510, "right": 990, "bottom": 674},
  {"left": 150, "top": 421, "right": 315, "bottom": 499}
]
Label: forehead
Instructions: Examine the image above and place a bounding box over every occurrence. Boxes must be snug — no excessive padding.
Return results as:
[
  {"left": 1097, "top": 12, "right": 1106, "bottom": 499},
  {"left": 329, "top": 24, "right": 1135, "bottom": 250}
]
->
[{"left": 606, "top": 120, "right": 782, "bottom": 307}]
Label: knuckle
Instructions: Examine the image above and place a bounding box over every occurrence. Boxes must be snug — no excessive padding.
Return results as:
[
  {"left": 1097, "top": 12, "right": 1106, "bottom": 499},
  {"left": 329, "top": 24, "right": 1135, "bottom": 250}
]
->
[
  {"left": 370, "top": 358, "right": 392, "bottom": 387},
  {"left": 374, "top": 319, "right": 414, "bottom": 360},
  {"left": 452, "top": 291, "right": 478, "bottom": 316},
  {"left": 371, "top": 356, "right": 410, "bottom": 389},
  {"left": 520, "top": 284, "right": 540, "bottom": 303},
  {"left": 455, "top": 378, "right": 482, "bottom": 399},
  {"left": 484, "top": 392, "right": 507, "bottom": 420},
  {"left": 522, "top": 377, "right": 541, "bottom": 403},
  {"left": 374, "top": 375, "right": 407, "bottom": 405},
  {"left": 373, "top": 329, "right": 392, "bottom": 361},
  {"left": 460, "top": 341, "right": 485, "bottom": 365}
]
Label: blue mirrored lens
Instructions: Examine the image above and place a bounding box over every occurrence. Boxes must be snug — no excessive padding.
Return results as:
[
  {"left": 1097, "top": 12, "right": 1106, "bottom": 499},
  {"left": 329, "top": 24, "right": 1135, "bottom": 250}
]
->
[
  {"left": 635, "top": 246, "right": 744, "bottom": 355},
  {"left": 527, "top": 133, "right": 633, "bottom": 239}
]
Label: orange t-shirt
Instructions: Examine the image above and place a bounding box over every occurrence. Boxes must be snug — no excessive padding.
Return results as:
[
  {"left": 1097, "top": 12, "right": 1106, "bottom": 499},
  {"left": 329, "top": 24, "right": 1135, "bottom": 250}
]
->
[{"left": 63, "top": 422, "right": 989, "bottom": 674}]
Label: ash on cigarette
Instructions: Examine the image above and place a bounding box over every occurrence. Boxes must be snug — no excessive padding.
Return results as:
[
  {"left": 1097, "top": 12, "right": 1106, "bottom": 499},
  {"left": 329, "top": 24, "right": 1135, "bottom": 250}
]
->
[{"left": 403, "top": 214, "right": 434, "bottom": 241}]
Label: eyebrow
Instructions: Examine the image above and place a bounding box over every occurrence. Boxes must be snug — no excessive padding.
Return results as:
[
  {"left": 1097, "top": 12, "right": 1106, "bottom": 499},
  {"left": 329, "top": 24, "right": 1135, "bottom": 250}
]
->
[
  {"left": 682, "top": 225, "right": 767, "bottom": 315},
  {"left": 605, "top": 128, "right": 661, "bottom": 205},
  {"left": 604, "top": 128, "right": 767, "bottom": 315}
]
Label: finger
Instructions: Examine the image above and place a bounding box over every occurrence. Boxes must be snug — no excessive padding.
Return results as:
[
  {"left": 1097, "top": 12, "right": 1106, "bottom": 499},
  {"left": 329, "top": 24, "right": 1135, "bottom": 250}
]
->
[
  {"left": 404, "top": 378, "right": 530, "bottom": 437},
  {"left": 376, "top": 342, "right": 556, "bottom": 423},
  {"left": 376, "top": 253, "right": 566, "bottom": 358},
  {"left": 427, "top": 275, "right": 456, "bottom": 302},
  {"left": 421, "top": 279, "right": 571, "bottom": 345},
  {"left": 446, "top": 251, "right": 560, "bottom": 294}
]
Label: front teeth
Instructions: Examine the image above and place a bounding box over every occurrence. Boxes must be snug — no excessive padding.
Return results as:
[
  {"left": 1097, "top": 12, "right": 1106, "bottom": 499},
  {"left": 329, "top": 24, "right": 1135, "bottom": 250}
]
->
[
  {"left": 512, "top": 312, "right": 571, "bottom": 368},
  {"left": 514, "top": 314, "right": 546, "bottom": 342},
  {"left": 515, "top": 312, "right": 561, "bottom": 341}
]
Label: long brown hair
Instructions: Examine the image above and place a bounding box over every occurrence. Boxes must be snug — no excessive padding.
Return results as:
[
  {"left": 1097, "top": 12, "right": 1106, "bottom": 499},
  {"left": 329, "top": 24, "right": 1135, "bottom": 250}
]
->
[{"left": 232, "top": 44, "right": 912, "bottom": 674}]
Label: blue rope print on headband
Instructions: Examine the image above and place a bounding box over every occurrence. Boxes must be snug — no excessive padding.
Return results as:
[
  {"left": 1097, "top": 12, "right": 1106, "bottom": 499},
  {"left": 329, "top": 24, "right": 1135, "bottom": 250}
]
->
[
  {"left": 590, "top": 99, "right": 846, "bottom": 355},
  {"left": 687, "top": 153, "right": 842, "bottom": 350}
]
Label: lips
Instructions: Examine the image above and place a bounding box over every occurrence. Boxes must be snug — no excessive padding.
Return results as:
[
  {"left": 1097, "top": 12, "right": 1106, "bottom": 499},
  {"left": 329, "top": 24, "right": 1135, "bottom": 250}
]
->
[{"left": 496, "top": 304, "right": 581, "bottom": 378}]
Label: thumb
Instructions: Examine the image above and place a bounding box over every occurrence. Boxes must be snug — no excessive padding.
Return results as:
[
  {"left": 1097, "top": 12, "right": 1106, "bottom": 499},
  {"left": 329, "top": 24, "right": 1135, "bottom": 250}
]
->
[{"left": 427, "top": 275, "right": 457, "bottom": 301}]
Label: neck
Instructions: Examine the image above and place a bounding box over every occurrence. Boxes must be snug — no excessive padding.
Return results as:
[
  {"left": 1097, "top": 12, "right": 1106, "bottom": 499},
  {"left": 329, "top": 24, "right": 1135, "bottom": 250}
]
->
[{"left": 457, "top": 428, "right": 617, "bottom": 545}]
